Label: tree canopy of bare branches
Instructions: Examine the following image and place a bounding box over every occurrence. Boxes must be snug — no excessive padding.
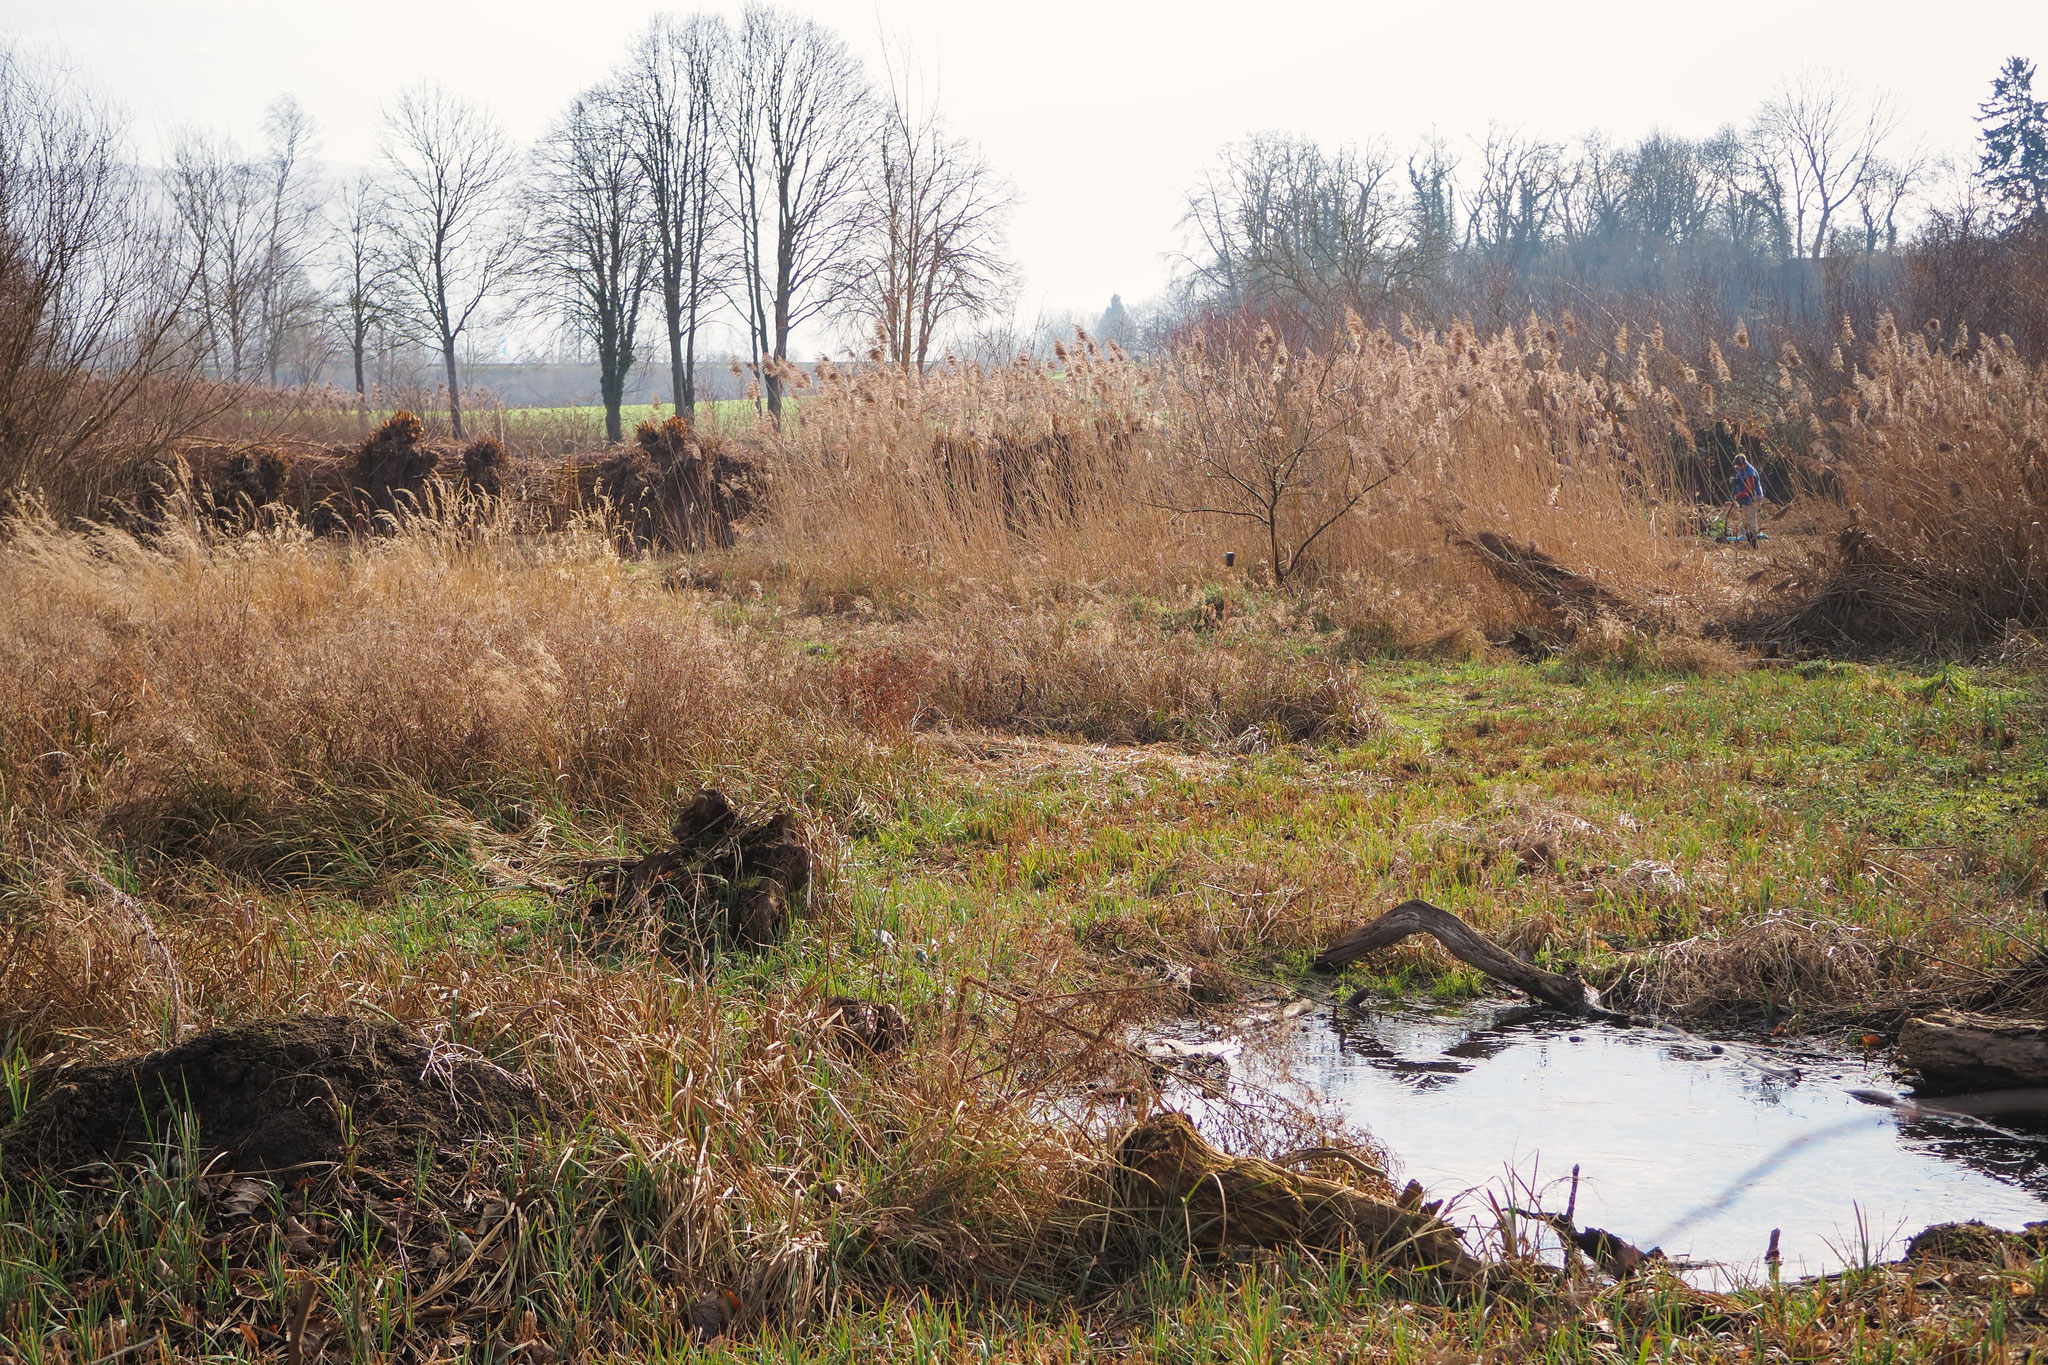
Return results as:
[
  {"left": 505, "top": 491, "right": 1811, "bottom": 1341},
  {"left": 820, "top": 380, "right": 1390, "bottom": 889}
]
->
[
  {"left": 619, "top": 14, "right": 727, "bottom": 417},
  {"left": 326, "top": 171, "right": 393, "bottom": 421},
  {"left": 1182, "top": 134, "right": 1421, "bottom": 319},
  {"left": 166, "top": 97, "right": 324, "bottom": 386},
  {"left": 839, "top": 58, "right": 1015, "bottom": 370},
  {"left": 724, "top": 4, "right": 875, "bottom": 417},
  {"left": 526, "top": 87, "right": 653, "bottom": 442},
  {"left": 1751, "top": 71, "right": 1903, "bottom": 259},
  {"left": 0, "top": 46, "right": 210, "bottom": 506},
  {"left": 378, "top": 83, "right": 521, "bottom": 438}
]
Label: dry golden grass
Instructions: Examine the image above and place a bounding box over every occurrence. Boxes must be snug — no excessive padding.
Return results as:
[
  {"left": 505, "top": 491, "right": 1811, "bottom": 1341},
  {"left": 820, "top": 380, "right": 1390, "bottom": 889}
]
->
[
  {"left": 1781, "top": 317, "right": 2048, "bottom": 645},
  {"left": 757, "top": 318, "right": 1712, "bottom": 641}
]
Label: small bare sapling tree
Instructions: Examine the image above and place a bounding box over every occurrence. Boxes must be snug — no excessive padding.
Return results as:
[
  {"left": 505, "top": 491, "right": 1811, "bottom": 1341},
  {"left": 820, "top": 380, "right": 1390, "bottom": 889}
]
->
[{"left": 1157, "top": 319, "right": 1416, "bottom": 587}]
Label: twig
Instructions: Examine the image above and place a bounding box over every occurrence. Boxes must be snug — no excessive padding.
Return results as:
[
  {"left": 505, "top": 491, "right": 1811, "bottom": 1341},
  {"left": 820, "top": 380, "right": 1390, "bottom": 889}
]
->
[
  {"left": 286, "top": 1279, "right": 316, "bottom": 1365},
  {"left": 77, "top": 865, "right": 185, "bottom": 1039}
]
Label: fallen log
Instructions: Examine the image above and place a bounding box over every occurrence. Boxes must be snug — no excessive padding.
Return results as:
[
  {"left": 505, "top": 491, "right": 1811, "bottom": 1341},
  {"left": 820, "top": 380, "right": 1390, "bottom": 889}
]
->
[
  {"left": 1115, "top": 1112, "right": 1483, "bottom": 1281},
  {"left": 1313, "top": 899, "right": 1601, "bottom": 1016},
  {"left": 1898, "top": 1010, "right": 2048, "bottom": 1094}
]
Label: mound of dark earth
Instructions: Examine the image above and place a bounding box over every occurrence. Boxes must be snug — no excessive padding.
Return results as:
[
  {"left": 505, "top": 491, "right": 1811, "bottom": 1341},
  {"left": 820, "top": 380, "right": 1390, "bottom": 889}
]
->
[{"left": 2, "top": 1016, "right": 550, "bottom": 1181}]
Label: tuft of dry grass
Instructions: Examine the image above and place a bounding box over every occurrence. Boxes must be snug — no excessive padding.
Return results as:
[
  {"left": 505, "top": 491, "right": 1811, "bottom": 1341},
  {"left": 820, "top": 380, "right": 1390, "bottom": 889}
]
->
[{"left": 0, "top": 516, "right": 910, "bottom": 892}]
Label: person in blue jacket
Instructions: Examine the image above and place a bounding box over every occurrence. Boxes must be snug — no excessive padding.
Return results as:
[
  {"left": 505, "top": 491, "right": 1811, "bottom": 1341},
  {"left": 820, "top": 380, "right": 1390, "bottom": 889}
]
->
[{"left": 1729, "top": 456, "right": 1768, "bottom": 545}]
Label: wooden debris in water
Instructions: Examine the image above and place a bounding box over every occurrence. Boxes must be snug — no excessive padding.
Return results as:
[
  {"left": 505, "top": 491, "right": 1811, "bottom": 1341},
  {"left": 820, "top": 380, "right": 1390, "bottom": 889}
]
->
[
  {"left": 1898, "top": 1010, "right": 2048, "bottom": 1093},
  {"left": 1313, "top": 898, "right": 1600, "bottom": 1016}
]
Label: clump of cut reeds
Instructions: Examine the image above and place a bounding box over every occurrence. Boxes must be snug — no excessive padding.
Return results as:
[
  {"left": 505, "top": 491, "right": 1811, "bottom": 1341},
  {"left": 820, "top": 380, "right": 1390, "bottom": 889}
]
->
[{"left": 1755, "top": 317, "right": 2048, "bottom": 649}]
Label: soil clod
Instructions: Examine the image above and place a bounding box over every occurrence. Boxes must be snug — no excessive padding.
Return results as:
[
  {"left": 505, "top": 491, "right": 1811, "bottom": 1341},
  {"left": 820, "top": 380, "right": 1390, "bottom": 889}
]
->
[
  {"left": 1114, "top": 1111, "right": 1481, "bottom": 1279},
  {"left": 819, "top": 996, "right": 911, "bottom": 1055},
  {"left": 1905, "top": 1220, "right": 2048, "bottom": 1265},
  {"left": 2, "top": 1015, "right": 549, "bottom": 1181}
]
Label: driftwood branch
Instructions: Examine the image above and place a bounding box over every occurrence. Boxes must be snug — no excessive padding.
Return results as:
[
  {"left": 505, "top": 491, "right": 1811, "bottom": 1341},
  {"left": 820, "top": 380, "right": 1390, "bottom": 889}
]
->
[{"left": 1313, "top": 899, "right": 1600, "bottom": 1015}]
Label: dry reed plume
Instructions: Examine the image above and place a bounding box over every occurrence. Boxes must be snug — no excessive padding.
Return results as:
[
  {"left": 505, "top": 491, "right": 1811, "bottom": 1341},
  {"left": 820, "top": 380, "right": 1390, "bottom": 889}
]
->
[{"left": 759, "top": 317, "right": 1712, "bottom": 641}]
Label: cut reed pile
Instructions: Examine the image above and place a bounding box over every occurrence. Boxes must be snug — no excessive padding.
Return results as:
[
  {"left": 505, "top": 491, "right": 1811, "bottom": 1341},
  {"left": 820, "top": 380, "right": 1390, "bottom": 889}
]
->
[{"left": 1750, "top": 317, "right": 2048, "bottom": 649}]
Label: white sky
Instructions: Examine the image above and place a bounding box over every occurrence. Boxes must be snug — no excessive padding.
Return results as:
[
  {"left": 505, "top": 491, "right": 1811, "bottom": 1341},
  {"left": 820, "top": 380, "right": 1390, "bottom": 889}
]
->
[{"left": 12, "top": 0, "right": 2047, "bottom": 351}]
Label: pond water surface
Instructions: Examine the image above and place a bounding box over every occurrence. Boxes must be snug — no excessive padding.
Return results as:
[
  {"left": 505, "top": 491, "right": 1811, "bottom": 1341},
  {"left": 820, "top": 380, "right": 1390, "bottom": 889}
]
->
[{"left": 1196, "top": 1000, "right": 2048, "bottom": 1286}]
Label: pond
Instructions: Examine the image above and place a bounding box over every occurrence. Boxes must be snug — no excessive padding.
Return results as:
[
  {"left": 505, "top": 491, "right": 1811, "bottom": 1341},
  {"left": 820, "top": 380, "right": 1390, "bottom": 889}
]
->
[{"left": 1173, "top": 999, "right": 2048, "bottom": 1287}]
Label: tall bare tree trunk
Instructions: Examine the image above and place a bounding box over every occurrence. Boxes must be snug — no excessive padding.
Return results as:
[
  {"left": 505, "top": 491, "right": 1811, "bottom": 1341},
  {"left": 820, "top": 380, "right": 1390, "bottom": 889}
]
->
[{"left": 442, "top": 338, "right": 464, "bottom": 438}]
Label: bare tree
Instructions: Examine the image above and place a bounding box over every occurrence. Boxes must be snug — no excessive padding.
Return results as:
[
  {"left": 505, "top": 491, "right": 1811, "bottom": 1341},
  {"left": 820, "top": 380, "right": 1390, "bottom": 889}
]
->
[
  {"left": 0, "top": 46, "right": 208, "bottom": 508},
  {"left": 1752, "top": 72, "right": 1902, "bottom": 259},
  {"left": 1465, "top": 126, "right": 1565, "bottom": 262},
  {"left": 840, "top": 57, "right": 1015, "bottom": 370},
  {"left": 326, "top": 171, "right": 392, "bottom": 423},
  {"left": 1155, "top": 323, "right": 1415, "bottom": 587},
  {"left": 167, "top": 97, "right": 324, "bottom": 385},
  {"left": 1182, "top": 134, "right": 1423, "bottom": 316},
  {"left": 526, "top": 87, "right": 653, "bottom": 443},
  {"left": 254, "top": 96, "right": 324, "bottom": 386},
  {"left": 378, "top": 84, "right": 520, "bottom": 438},
  {"left": 167, "top": 130, "right": 270, "bottom": 380},
  {"left": 619, "top": 14, "right": 726, "bottom": 418},
  {"left": 1851, "top": 151, "right": 1929, "bottom": 253},
  {"left": 724, "top": 4, "right": 875, "bottom": 418}
]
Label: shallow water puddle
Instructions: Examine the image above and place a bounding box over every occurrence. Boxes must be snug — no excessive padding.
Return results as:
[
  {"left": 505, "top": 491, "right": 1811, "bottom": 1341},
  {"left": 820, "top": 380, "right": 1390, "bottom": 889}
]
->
[{"left": 1208, "top": 1001, "right": 2048, "bottom": 1286}]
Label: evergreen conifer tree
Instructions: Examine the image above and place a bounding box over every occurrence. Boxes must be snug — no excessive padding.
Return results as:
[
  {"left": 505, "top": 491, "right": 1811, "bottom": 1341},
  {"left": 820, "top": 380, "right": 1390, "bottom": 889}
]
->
[{"left": 1977, "top": 57, "right": 2048, "bottom": 230}]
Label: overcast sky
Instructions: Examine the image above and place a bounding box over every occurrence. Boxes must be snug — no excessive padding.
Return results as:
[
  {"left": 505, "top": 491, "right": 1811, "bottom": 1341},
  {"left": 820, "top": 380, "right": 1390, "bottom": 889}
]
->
[{"left": 12, "top": 0, "right": 2047, "bottom": 351}]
